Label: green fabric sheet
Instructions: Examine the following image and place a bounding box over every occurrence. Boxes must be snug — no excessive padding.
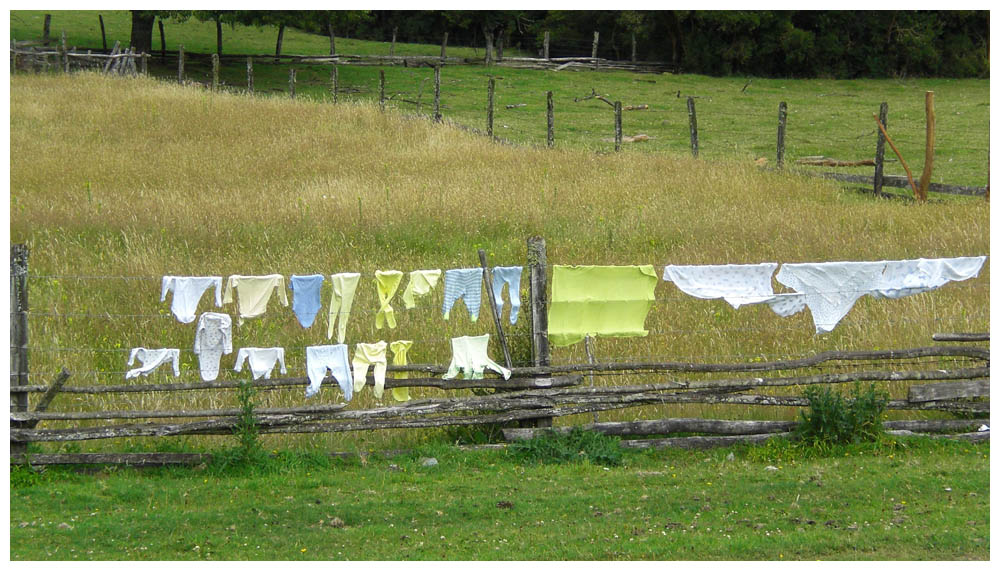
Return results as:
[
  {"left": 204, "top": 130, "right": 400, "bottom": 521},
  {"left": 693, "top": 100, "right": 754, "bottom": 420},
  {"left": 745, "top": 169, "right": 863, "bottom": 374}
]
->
[{"left": 548, "top": 265, "right": 659, "bottom": 347}]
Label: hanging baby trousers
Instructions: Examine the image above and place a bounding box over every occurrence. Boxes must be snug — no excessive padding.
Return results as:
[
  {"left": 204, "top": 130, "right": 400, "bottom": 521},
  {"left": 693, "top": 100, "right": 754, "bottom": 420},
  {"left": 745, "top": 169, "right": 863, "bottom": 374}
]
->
[
  {"left": 327, "top": 272, "right": 361, "bottom": 343},
  {"left": 353, "top": 341, "right": 388, "bottom": 398},
  {"left": 375, "top": 271, "right": 404, "bottom": 329},
  {"left": 161, "top": 276, "right": 223, "bottom": 323},
  {"left": 126, "top": 348, "right": 181, "bottom": 379},
  {"left": 442, "top": 268, "right": 483, "bottom": 321},
  {"left": 305, "top": 344, "right": 353, "bottom": 400},
  {"left": 234, "top": 347, "right": 287, "bottom": 380},
  {"left": 402, "top": 269, "right": 442, "bottom": 309},
  {"left": 443, "top": 334, "right": 511, "bottom": 380},
  {"left": 289, "top": 274, "right": 325, "bottom": 329},
  {"left": 491, "top": 266, "right": 523, "bottom": 324},
  {"left": 224, "top": 274, "right": 289, "bottom": 326},
  {"left": 193, "top": 312, "right": 232, "bottom": 381},
  {"left": 389, "top": 340, "right": 414, "bottom": 402}
]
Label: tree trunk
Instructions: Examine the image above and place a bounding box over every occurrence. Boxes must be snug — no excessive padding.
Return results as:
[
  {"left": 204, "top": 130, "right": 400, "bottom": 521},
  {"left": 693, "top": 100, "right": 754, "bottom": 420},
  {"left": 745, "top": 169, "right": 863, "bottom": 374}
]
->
[{"left": 129, "top": 11, "right": 156, "bottom": 53}]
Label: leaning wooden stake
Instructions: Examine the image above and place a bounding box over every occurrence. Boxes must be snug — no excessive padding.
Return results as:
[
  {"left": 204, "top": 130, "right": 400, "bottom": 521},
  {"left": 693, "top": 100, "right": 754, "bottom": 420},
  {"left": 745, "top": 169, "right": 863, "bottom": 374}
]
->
[
  {"left": 874, "top": 102, "right": 889, "bottom": 195},
  {"left": 918, "top": 91, "right": 935, "bottom": 202},
  {"left": 478, "top": 249, "right": 513, "bottom": 369},
  {"left": 873, "top": 113, "right": 920, "bottom": 200},
  {"left": 487, "top": 77, "right": 495, "bottom": 137},
  {"left": 546, "top": 90, "right": 555, "bottom": 147},
  {"left": 26, "top": 368, "right": 71, "bottom": 429},
  {"left": 433, "top": 66, "right": 441, "bottom": 121},
  {"left": 614, "top": 100, "right": 623, "bottom": 151},
  {"left": 687, "top": 96, "right": 699, "bottom": 158},
  {"left": 379, "top": 69, "right": 386, "bottom": 111}
]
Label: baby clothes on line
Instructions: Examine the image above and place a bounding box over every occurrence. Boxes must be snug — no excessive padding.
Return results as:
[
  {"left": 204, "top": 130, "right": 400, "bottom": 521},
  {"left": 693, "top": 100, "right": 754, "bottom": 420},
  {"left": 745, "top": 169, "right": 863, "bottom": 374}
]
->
[
  {"left": 492, "top": 266, "right": 523, "bottom": 324},
  {"left": 442, "top": 268, "right": 484, "bottom": 321},
  {"left": 193, "top": 312, "right": 232, "bottom": 382},
  {"left": 126, "top": 348, "right": 180, "bottom": 379},
  {"left": 223, "top": 274, "right": 289, "bottom": 326},
  {"left": 161, "top": 276, "right": 223, "bottom": 323},
  {"left": 389, "top": 340, "right": 414, "bottom": 402},
  {"left": 548, "top": 265, "right": 658, "bottom": 347},
  {"left": 443, "top": 334, "right": 511, "bottom": 380},
  {"left": 305, "top": 344, "right": 353, "bottom": 400},
  {"left": 871, "top": 257, "right": 987, "bottom": 299},
  {"left": 289, "top": 274, "right": 325, "bottom": 328},
  {"left": 234, "top": 347, "right": 287, "bottom": 380},
  {"left": 327, "top": 273, "right": 360, "bottom": 343},
  {"left": 663, "top": 263, "right": 780, "bottom": 309},
  {"left": 402, "top": 269, "right": 442, "bottom": 309},
  {"left": 353, "top": 341, "right": 388, "bottom": 399},
  {"left": 375, "top": 271, "right": 404, "bottom": 330}
]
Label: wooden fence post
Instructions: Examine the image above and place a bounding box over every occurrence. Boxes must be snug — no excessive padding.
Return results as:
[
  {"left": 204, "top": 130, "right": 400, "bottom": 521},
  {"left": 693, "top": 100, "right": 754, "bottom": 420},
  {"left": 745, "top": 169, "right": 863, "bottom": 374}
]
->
[
  {"left": 177, "top": 44, "right": 184, "bottom": 82},
  {"left": 141, "top": 52, "right": 149, "bottom": 75},
  {"left": 440, "top": 32, "right": 448, "bottom": 60},
  {"left": 43, "top": 14, "right": 51, "bottom": 45},
  {"left": 328, "top": 21, "right": 336, "bottom": 55},
  {"left": 687, "top": 96, "right": 699, "bottom": 158},
  {"left": 776, "top": 101, "right": 787, "bottom": 169},
  {"left": 211, "top": 52, "right": 219, "bottom": 91},
  {"left": 390, "top": 27, "right": 397, "bottom": 56},
  {"left": 543, "top": 31, "right": 550, "bottom": 60},
  {"left": 379, "top": 69, "right": 386, "bottom": 111},
  {"left": 99, "top": 14, "right": 107, "bottom": 51},
  {"left": 60, "top": 31, "right": 68, "bottom": 73},
  {"left": 289, "top": 68, "right": 296, "bottom": 98},
  {"left": 158, "top": 18, "right": 166, "bottom": 60},
  {"left": 487, "top": 77, "right": 495, "bottom": 137},
  {"left": 592, "top": 31, "right": 599, "bottom": 69},
  {"left": 246, "top": 56, "right": 254, "bottom": 93},
  {"left": 275, "top": 23, "right": 285, "bottom": 62},
  {"left": 547, "top": 90, "right": 554, "bottom": 148},
  {"left": 10, "top": 244, "right": 29, "bottom": 455},
  {"left": 874, "top": 102, "right": 889, "bottom": 195},
  {"left": 433, "top": 66, "right": 441, "bottom": 122},
  {"left": 614, "top": 100, "right": 623, "bottom": 152},
  {"left": 526, "top": 237, "right": 552, "bottom": 428},
  {"left": 631, "top": 31, "right": 637, "bottom": 63},
  {"left": 331, "top": 65, "right": 338, "bottom": 102},
  {"left": 918, "top": 91, "right": 935, "bottom": 202}
]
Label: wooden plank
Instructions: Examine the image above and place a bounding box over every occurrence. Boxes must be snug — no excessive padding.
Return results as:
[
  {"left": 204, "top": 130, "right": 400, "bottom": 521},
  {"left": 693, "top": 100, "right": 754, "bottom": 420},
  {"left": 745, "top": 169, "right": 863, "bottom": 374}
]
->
[
  {"left": 10, "top": 453, "right": 210, "bottom": 466},
  {"left": 874, "top": 102, "right": 888, "bottom": 194},
  {"left": 621, "top": 433, "right": 789, "bottom": 450},
  {"left": 504, "top": 418, "right": 798, "bottom": 440},
  {"left": 933, "top": 332, "right": 989, "bottom": 342},
  {"left": 908, "top": 378, "right": 989, "bottom": 403},
  {"left": 809, "top": 171, "right": 988, "bottom": 197}
]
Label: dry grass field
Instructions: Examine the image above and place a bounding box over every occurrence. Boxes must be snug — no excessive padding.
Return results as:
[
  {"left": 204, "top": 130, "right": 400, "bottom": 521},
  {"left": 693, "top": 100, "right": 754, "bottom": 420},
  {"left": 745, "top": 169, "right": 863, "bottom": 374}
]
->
[{"left": 9, "top": 73, "right": 989, "bottom": 452}]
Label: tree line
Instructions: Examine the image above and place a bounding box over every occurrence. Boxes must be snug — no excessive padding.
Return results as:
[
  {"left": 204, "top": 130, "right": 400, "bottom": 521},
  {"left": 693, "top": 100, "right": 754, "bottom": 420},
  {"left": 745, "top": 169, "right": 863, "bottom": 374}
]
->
[{"left": 129, "top": 10, "right": 988, "bottom": 79}]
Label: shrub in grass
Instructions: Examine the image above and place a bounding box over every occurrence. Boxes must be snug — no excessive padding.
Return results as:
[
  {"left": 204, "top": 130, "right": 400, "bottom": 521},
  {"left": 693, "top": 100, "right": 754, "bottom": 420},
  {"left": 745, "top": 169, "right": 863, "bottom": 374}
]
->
[
  {"left": 510, "top": 427, "right": 622, "bottom": 467},
  {"left": 796, "top": 382, "right": 888, "bottom": 448}
]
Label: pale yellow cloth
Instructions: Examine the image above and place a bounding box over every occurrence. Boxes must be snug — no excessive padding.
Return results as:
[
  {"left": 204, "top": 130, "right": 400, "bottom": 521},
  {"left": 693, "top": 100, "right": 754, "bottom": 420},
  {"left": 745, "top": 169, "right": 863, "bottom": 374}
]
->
[
  {"left": 327, "top": 273, "right": 360, "bottom": 342},
  {"left": 389, "top": 340, "right": 414, "bottom": 402},
  {"left": 222, "top": 274, "right": 288, "bottom": 326},
  {"left": 401, "top": 270, "right": 442, "bottom": 309},
  {"left": 548, "top": 265, "right": 658, "bottom": 347},
  {"left": 374, "top": 270, "right": 404, "bottom": 329},
  {"left": 353, "top": 341, "right": 388, "bottom": 398}
]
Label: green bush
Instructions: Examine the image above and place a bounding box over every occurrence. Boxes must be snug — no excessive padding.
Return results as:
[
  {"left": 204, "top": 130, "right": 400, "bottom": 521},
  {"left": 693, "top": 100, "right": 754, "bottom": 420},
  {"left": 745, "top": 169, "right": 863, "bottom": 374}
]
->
[
  {"left": 796, "top": 382, "right": 888, "bottom": 447},
  {"left": 510, "top": 427, "right": 622, "bottom": 467}
]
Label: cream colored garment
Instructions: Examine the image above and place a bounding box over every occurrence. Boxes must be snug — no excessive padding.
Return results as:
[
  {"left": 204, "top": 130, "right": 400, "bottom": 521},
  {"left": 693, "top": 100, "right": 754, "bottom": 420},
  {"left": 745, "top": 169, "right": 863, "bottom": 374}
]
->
[
  {"left": 327, "top": 273, "right": 361, "bottom": 342},
  {"left": 353, "top": 341, "right": 388, "bottom": 398},
  {"left": 401, "top": 270, "right": 442, "bottom": 309},
  {"left": 443, "top": 334, "right": 511, "bottom": 380},
  {"left": 389, "top": 340, "right": 414, "bottom": 402},
  {"left": 374, "top": 271, "right": 404, "bottom": 330},
  {"left": 223, "top": 274, "right": 288, "bottom": 326}
]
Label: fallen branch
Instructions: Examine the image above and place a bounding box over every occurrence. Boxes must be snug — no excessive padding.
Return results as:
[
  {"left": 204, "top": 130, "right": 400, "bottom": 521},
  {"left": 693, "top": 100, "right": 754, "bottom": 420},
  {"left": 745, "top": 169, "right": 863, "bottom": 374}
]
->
[
  {"left": 796, "top": 157, "right": 876, "bottom": 167},
  {"left": 874, "top": 112, "right": 921, "bottom": 200}
]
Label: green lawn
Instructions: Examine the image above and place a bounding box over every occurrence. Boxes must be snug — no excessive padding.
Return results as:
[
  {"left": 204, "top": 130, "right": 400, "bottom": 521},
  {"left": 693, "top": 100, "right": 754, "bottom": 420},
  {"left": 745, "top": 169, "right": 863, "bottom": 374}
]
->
[
  {"left": 9, "top": 438, "right": 989, "bottom": 560},
  {"left": 11, "top": 10, "right": 990, "bottom": 188}
]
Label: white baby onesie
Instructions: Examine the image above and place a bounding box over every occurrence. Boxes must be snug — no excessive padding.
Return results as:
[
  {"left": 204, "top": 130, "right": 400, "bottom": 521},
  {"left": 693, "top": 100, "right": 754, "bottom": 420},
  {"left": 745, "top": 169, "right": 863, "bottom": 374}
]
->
[
  {"left": 234, "top": 347, "right": 287, "bottom": 380},
  {"left": 223, "top": 274, "right": 289, "bottom": 325},
  {"left": 161, "top": 276, "right": 223, "bottom": 323},
  {"left": 663, "top": 263, "right": 780, "bottom": 309},
  {"left": 193, "top": 312, "right": 233, "bottom": 381},
  {"left": 443, "top": 334, "right": 511, "bottom": 380},
  {"left": 305, "top": 344, "right": 354, "bottom": 400},
  {"left": 872, "top": 257, "right": 987, "bottom": 299},
  {"left": 126, "top": 348, "right": 181, "bottom": 379}
]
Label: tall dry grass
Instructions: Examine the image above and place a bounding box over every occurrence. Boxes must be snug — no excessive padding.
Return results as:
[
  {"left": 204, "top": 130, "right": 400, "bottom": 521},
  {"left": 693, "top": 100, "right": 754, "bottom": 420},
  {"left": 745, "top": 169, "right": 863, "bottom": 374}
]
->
[{"left": 9, "top": 73, "right": 990, "bottom": 451}]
